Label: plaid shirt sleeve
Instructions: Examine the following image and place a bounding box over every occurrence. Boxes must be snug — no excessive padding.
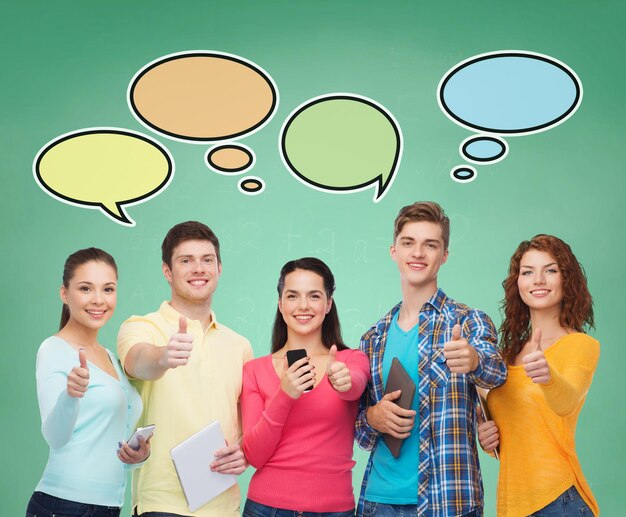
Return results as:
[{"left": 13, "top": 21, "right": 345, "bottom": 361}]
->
[
  {"left": 463, "top": 308, "right": 507, "bottom": 389},
  {"left": 355, "top": 327, "right": 382, "bottom": 451}
]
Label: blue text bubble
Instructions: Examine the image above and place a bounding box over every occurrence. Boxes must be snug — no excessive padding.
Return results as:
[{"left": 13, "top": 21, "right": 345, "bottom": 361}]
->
[
  {"left": 461, "top": 135, "right": 508, "bottom": 163},
  {"left": 438, "top": 50, "right": 582, "bottom": 135}
]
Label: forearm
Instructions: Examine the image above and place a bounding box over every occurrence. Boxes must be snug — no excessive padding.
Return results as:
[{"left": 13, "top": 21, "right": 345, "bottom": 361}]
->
[
  {"left": 123, "top": 342, "right": 168, "bottom": 380},
  {"left": 469, "top": 348, "right": 508, "bottom": 388},
  {"left": 354, "top": 396, "right": 380, "bottom": 450},
  {"left": 242, "top": 387, "right": 295, "bottom": 468},
  {"left": 540, "top": 365, "right": 592, "bottom": 416},
  {"left": 463, "top": 312, "right": 507, "bottom": 388},
  {"left": 41, "top": 389, "right": 79, "bottom": 448}
]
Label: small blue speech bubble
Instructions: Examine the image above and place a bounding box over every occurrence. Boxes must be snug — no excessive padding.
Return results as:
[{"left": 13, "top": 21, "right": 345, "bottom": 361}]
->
[
  {"left": 461, "top": 135, "right": 508, "bottom": 164},
  {"left": 450, "top": 166, "right": 477, "bottom": 183},
  {"left": 438, "top": 50, "right": 582, "bottom": 181}
]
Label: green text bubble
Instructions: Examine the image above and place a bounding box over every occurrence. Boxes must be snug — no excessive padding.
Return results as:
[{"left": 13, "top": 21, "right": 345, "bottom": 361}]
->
[{"left": 280, "top": 94, "right": 402, "bottom": 201}]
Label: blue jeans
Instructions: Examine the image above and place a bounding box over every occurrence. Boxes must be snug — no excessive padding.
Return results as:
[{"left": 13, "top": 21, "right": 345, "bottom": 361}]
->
[
  {"left": 530, "top": 486, "right": 594, "bottom": 516},
  {"left": 244, "top": 498, "right": 355, "bottom": 517},
  {"left": 26, "top": 491, "right": 120, "bottom": 517},
  {"left": 362, "top": 501, "right": 481, "bottom": 517}
]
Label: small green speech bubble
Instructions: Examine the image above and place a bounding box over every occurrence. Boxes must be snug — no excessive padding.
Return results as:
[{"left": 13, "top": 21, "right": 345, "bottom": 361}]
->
[
  {"left": 33, "top": 128, "right": 173, "bottom": 227},
  {"left": 280, "top": 94, "right": 402, "bottom": 201}
]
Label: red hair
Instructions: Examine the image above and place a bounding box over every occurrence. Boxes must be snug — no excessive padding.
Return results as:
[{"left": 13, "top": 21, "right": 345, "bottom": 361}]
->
[{"left": 500, "top": 234, "right": 594, "bottom": 364}]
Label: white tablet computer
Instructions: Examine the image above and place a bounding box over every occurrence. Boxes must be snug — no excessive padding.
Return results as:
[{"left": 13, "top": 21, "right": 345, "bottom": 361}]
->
[{"left": 170, "top": 421, "right": 237, "bottom": 512}]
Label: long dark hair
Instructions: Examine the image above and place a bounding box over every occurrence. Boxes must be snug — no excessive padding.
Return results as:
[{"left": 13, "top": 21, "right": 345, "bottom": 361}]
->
[
  {"left": 500, "top": 234, "right": 594, "bottom": 364},
  {"left": 270, "top": 257, "right": 347, "bottom": 353},
  {"left": 59, "top": 248, "right": 118, "bottom": 330}
]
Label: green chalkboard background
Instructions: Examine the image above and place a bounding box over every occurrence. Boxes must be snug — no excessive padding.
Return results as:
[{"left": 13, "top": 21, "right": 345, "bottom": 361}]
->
[{"left": 2, "top": 1, "right": 624, "bottom": 515}]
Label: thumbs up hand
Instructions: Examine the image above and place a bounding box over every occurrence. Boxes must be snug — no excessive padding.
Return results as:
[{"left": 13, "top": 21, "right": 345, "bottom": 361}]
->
[
  {"left": 522, "top": 329, "right": 551, "bottom": 384},
  {"left": 67, "top": 348, "right": 90, "bottom": 398},
  {"left": 160, "top": 315, "right": 194, "bottom": 369},
  {"left": 443, "top": 324, "right": 479, "bottom": 374},
  {"left": 327, "top": 345, "right": 352, "bottom": 393}
]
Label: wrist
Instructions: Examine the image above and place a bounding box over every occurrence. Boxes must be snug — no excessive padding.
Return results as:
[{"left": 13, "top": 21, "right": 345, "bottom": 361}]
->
[
  {"left": 470, "top": 347, "right": 480, "bottom": 372},
  {"left": 365, "top": 405, "right": 378, "bottom": 430},
  {"left": 281, "top": 384, "right": 299, "bottom": 399}
]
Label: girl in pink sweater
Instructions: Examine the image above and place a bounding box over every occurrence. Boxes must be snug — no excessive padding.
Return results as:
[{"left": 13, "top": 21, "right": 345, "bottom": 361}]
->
[{"left": 241, "top": 257, "right": 370, "bottom": 516}]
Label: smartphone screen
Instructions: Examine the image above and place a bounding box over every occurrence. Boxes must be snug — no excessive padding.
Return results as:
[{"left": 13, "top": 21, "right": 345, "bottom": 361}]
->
[{"left": 285, "top": 348, "right": 312, "bottom": 392}]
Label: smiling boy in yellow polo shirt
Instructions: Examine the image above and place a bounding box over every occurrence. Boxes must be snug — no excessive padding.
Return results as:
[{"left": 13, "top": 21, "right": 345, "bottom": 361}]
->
[{"left": 118, "top": 221, "right": 253, "bottom": 517}]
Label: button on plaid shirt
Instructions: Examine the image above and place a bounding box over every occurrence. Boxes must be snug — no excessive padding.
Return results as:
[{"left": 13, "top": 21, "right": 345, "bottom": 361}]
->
[{"left": 355, "top": 289, "right": 507, "bottom": 516}]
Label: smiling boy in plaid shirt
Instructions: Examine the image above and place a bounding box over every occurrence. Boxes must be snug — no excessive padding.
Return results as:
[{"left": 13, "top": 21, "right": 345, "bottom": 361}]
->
[{"left": 356, "top": 202, "right": 507, "bottom": 517}]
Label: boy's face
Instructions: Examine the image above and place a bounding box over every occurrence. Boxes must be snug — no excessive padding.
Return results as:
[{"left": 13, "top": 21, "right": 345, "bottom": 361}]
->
[
  {"left": 162, "top": 239, "right": 222, "bottom": 304},
  {"left": 391, "top": 221, "right": 448, "bottom": 291}
]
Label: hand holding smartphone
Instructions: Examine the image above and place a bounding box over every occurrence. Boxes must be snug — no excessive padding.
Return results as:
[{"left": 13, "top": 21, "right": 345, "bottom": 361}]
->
[
  {"left": 127, "top": 424, "right": 156, "bottom": 450},
  {"left": 285, "top": 348, "right": 312, "bottom": 392}
]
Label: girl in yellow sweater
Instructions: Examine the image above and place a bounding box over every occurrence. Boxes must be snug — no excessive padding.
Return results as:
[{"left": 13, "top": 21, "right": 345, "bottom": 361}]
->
[{"left": 478, "top": 234, "right": 599, "bottom": 516}]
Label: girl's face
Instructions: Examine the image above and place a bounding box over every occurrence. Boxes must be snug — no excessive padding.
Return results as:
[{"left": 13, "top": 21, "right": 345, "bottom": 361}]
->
[
  {"left": 517, "top": 249, "right": 564, "bottom": 313},
  {"left": 278, "top": 269, "right": 332, "bottom": 340},
  {"left": 60, "top": 261, "right": 117, "bottom": 331}
]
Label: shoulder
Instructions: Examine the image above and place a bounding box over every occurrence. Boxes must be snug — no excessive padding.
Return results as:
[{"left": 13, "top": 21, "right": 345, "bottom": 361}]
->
[
  {"left": 117, "top": 306, "right": 171, "bottom": 345},
  {"left": 37, "top": 336, "right": 71, "bottom": 360},
  {"left": 243, "top": 355, "right": 273, "bottom": 379},
  {"left": 244, "top": 354, "right": 271, "bottom": 368},
  {"left": 550, "top": 333, "right": 600, "bottom": 363},
  {"left": 442, "top": 295, "right": 495, "bottom": 327},
  {"left": 118, "top": 309, "right": 167, "bottom": 343},
  {"left": 213, "top": 320, "right": 252, "bottom": 352},
  {"left": 337, "top": 348, "right": 368, "bottom": 361},
  {"left": 36, "top": 336, "right": 76, "bottom": 374},
  {"left": 337, "top": 348, "right": 370, "bottom": 371},
  {"left": 119, "top": 309, "right": 164, "bottom": 329},
  {"left": 38, "top": 335, "right": 62, "bottom": 354},
  {"left": 361, "top": 302, "right": 402, "bottom": 341},
  {"left": 214, "top": 320, "right": 250, "bottom": 342}
]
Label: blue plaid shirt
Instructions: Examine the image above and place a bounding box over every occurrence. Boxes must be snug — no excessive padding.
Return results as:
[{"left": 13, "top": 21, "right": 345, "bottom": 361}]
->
[{"left": 355, "top": 289, "right": 507, "bottom": 516}]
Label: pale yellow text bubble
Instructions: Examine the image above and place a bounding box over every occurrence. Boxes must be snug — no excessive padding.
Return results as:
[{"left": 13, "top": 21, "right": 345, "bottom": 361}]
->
[{"left": 34, "top": 128, "right": 173, "bottom": 226}]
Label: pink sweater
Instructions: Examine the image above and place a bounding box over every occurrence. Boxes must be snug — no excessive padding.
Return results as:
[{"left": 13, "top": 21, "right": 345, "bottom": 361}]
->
[{"left": 241, "top": 348, "right": 370, "bottom": 512}]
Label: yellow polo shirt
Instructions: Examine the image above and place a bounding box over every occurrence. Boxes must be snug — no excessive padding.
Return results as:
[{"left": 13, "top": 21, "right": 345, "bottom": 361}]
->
[{"left": 117, "top": 301, "right": 253, "bottom": 516}]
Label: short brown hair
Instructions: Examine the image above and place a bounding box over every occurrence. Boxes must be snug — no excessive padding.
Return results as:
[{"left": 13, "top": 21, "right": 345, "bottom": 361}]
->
[
  {"left": 161, "top": 221, "right": 221, "bottom": 267},
  {"left": 393, "top": 201, "right": 450, "bottom": 250}
]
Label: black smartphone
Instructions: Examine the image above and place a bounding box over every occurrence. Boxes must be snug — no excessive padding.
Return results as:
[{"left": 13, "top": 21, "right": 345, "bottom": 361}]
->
[{"left": 285, "top": 348, "right": 312, "bottom": 392}]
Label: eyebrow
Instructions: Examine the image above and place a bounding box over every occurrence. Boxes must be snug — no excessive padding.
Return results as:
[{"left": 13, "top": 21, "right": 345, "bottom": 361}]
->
[
  {"left": 398, "top": 237, "right": 441, "bottom": 245},
  {"left": 284, "top": 289, "right": 324, "bottom": 295},
  {"left": 75, "top": 281, "right": 117, "bottom": 286},
  {"left": 520, "top": 262, "right": 558, "bottom": 269},
  {"left": 176, "top": 253, "right": 216, "bottom": 259}
]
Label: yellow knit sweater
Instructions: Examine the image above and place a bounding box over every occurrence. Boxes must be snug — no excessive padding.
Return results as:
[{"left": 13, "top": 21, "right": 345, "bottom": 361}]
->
[{"left": 487, "top": 333, "right": 600, "bottom": 516}]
